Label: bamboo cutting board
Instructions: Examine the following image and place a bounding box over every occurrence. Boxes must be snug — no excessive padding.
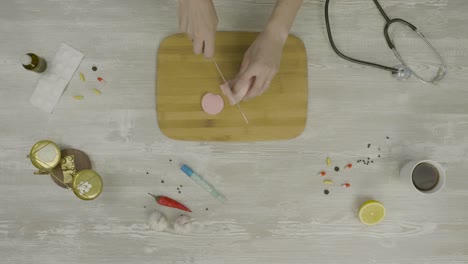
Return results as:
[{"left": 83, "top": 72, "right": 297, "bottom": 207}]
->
[{"left": 156, "top": 32, "right": 308, "bottom": 142}]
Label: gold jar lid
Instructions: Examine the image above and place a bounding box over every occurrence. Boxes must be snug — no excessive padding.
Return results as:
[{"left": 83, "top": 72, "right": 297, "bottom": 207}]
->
[
  {"left": 29, "top": 140, "right": 61, "bottom": 170},
  {"left": 72, "top": 170, "right": 103, "bottom": 200}
]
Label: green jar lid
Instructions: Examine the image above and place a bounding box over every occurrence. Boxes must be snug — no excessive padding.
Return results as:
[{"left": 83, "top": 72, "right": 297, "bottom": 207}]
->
[
  {"left": 72, "top": 170, "right": 103, "bottom": 200},
  {"left": 29, "top": 140, "right": 61, "bottom": 170}
]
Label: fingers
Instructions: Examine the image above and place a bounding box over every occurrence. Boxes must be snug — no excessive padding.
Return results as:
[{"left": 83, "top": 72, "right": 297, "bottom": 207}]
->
[
  {"left": 239, "top": 56, "right": 250, "bottom": 74},
  {"left": 244, "top": 75, "right": 267, "bottom": 101},
  {"left": 203, "top": 35, "right": 215, "bottom": 58},
  {"left": 259, "top": 78, "right": 272, "bottom": 95},
  {"left": 189, "top": 34, "right": 215, "bottom": 57},
  {"left": 243, "top": 70, "right": 276, "bottom": 101},
  {"left": 193, "top": 38, "right": 204, "bottom": 55},
  {"left": 223, "top": 73, "right": 253, "bottom": 105}
]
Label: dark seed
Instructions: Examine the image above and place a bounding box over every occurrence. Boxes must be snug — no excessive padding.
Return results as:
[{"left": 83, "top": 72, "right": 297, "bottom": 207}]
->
[
  {"left": 144, "top": 206, "right": 146, "bottom": 208},
  {"left": 324, "top": 189, "right": 330, "bottom": 195},
  {"left": 178, "top": 191, "right": 181, "bottom": 194},
  {"left": 371, "top": 161, "right": 374, "bottom": 163},
  {"left": 180, "top": 185, "right": 182, "bottom": 187},
  {"left": 368, "top": 157, "right": 370, "bottom": 160},
  {"left": 206, "top": 208, "right": 209, "bottom": 211},
  {"left": 169, "top": 159, "right": 172, "bottom": 162},
  {"left": 334, "top": 166, "right": 339, "bottom": 172},
  {"left": 378, "top": 155, "right": 381, "bottom": 158},
  {"left": 146, "top": 172, "right": 149, "bottom": 175},
  {"left": 161, "top": 180, "right": 165, "bottom": 183},
  {"left": 92, "top": 66, "right": 97, "bottom": 71},
  {"left": 368, "top": 144, "right": 371, "bottom": 148},
  {"left": 386, "top": 136, "right": 390, "bottom": 139}
]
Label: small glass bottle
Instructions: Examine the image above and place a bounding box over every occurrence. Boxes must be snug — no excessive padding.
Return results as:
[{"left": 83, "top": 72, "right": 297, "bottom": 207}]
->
[{"left": 21, "top": 53, "right": 47, "bottom": 73}]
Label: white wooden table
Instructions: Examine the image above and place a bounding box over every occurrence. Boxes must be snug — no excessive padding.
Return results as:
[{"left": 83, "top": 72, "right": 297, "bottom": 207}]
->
[{"left": 1, "top": 0, "right": 468, "bottom": 263}]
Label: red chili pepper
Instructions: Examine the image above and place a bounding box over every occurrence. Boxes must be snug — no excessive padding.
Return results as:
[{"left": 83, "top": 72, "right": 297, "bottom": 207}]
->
[
  {"left": 320, "top": 171, "right": 327, "bottom": 176},
  {"left": 346, "top": 163, "right": 353, "bottom": 169},
  {"left": 148, "top": 193, "right": 192, "bottom": 212}
]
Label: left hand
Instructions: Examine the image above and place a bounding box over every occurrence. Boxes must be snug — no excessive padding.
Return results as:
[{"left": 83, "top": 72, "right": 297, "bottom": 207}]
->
[
  {"left": 220, "top": 29, "right": 286, "bottom": 104},
  {"left": 178, "top": 0, "right": 218, "bottom": 58}
]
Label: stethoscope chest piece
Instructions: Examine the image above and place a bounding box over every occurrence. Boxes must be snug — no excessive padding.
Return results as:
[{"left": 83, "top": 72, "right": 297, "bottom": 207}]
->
[{"left": 392, "top": 64, "right": 412, "bottom": 81}]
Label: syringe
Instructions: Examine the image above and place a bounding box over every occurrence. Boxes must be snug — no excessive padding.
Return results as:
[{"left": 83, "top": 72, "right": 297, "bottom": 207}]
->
[{"left": 180, "top": 164, "right": 227, "bottom": 203}]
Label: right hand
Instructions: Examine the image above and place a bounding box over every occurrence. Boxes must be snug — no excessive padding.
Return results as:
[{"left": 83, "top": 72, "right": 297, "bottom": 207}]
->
[
  {"left": 220, "top": 29, "right": 286, "bottom": 105},
  {"left": 179, "top": 0, "right": 218, "bottom": 58}
]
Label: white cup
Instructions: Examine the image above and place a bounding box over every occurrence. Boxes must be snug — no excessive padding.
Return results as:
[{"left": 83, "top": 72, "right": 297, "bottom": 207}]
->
[{"left": 400, "top": 160, "right": 446, "bottom": 194}]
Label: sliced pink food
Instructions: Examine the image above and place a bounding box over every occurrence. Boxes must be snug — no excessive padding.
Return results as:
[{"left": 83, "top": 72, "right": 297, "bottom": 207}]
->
[{"left": 202, "top": 93, "right": 224, "bottom": 115}]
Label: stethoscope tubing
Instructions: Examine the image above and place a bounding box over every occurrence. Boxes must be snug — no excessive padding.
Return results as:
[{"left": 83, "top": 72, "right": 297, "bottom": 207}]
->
[
  {"left": 324, "top": 0, "right": 399, "bottom": 73},
  {"left": 325, "top": 0, "right": 447, "bottom": 83}
]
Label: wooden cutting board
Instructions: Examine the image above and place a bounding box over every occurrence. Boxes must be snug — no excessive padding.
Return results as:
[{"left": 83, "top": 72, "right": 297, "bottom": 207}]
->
[{"left": 156, "top": 32, "right": 308, "bottom": 142}]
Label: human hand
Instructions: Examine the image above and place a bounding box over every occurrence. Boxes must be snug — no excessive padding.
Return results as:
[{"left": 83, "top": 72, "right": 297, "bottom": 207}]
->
[
  {"left": 220, "top": 29, "right": 286, "bottom": 105},
  {"left": 179, "top": 0, "right": 218, "bottom": 58}
]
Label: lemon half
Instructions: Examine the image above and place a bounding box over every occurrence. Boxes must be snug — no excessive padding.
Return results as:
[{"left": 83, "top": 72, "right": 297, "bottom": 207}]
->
[{"left": 359, "top": 200, "right": 385, "bottom": 225}]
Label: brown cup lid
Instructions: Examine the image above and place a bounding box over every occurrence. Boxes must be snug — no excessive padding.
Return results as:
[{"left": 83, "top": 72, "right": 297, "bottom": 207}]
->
[{"left": 50, "top": 149, "right": 92, "bottom": 189}]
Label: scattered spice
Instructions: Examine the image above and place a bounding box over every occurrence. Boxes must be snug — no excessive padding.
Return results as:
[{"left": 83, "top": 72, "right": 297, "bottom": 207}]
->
[
  {"left": 323, "top": 180, "right": 334, "bottom": 185},
  {"left": 324, "top": 189, "right": 330, "bottom": 195},
  {"left": 97, "top": 77, "right": 106, "bottom": 84},
  {"left": 92, "top": 66, "right": 97, "bottom": 72},
  {"left": 342, "top": 183, "right": 351, "bottom": 188},
  {"left": 320, "top": 171, "right": 327, "bottom": 176},
  {"left": 334, "top": 166, "right": 340, "bottom": 172},
  {"left": 73, "top": 95, "right": 84, "bottom": 100},
  {"left": 326, "top": 157, "right": 332, "bottom": 166},
  {"left": 92, "top": 88, "right": 102, "bottom": 95},
  {"left": 79, "top": 72, "right": 86, "bottom": 82},
  {"left": 346, "top": 163, "right": 353, "bottom": 169}
]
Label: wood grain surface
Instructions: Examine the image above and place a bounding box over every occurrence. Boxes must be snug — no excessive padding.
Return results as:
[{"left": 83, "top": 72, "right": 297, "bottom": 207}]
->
[
  {"left": 157, "top": 32, "right": 307, "bottom": 142},
  {"left": 1, "top": 0, "right": 468, "bottom": 264}
]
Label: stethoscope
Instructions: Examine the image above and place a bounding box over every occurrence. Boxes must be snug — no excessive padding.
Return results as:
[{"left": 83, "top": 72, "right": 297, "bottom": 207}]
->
[{"left": 325, "top": 0, "right": 447, "bottom": 84}]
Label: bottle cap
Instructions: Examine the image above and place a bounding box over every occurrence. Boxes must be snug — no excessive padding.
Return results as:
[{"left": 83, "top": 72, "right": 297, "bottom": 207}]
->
[
  {"left": 21, "top": 54, "right": 32, "bottom": 66},
  {"left": 29, "top": 140, "right": 61, "bottom": 170},
  {"left": 72, "top": 170, "right": 103, "bottom": 200}
]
